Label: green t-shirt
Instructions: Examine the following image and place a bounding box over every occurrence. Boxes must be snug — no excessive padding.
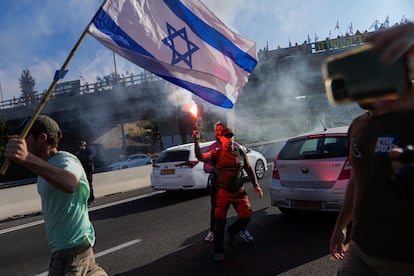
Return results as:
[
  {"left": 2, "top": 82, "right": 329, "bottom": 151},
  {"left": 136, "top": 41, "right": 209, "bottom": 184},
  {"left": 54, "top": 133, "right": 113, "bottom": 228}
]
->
[{"left": 37, "top": 151, "right": 95, "bottom": 252}]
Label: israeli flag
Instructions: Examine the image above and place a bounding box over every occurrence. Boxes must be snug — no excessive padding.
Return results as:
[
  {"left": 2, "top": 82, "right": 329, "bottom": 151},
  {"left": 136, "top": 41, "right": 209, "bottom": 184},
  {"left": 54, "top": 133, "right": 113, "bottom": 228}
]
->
[{"left": 88, "top": 0, "right": 258, "bottom": 108}]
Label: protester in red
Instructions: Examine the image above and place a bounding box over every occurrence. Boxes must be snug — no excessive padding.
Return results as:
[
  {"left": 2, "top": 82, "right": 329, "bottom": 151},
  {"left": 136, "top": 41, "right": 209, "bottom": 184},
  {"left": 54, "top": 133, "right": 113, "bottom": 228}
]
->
[
  {"left": 203, "top": 122, "right": 255, "bottom": 243},
  {"left": 194, "top": 127, "right": 263, "bottom": 262}
]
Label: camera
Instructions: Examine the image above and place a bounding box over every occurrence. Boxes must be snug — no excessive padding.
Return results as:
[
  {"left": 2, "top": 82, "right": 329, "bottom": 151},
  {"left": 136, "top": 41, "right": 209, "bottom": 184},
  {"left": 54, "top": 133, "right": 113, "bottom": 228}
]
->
[
  {"left": 391, "top": 145, "right": 414, "bottom": 204},
  {"left": 397, "top": 145, "right": 414, "bottom": 163},
  {"left": 322, "top": 44, "right": 411, "bottom": 105}
]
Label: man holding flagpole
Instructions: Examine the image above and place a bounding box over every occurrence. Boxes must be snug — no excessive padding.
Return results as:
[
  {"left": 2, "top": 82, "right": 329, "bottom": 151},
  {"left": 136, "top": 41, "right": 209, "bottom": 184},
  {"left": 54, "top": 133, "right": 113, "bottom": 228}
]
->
[
  {"left": 0, "top": 0, "right": 257, "bottom": 271},
  {"left": 4, "top": 115, "right": 107, "bottom": 275}
]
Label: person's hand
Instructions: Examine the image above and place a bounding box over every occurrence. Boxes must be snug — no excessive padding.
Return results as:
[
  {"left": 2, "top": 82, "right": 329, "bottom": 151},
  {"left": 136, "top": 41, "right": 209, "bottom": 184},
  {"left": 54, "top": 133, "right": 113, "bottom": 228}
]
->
[
  {"left": 366, "top": 22, "right": 414, "bottom": 112},
  {"left": 330, "top": 227, "right": 347, "bottom": 260},
  {"left": 371, "top": 87, "right": 414, "bottom": 112},
  {"left": 389, "top": 145, "right": 414, "bottom": 176},
  {"left": 4, "top": 135, "right": 29, "bottom": 163},
  {"left": 389, "top": 147, "right": 405, "bottom": 172},
  {"left": 192, "top": 129, "right": 200, "bottom": 141},
  {"left": 254, "top": 185, "right": 263, "bottom": 198},
  {"left": 366, "top": 22, "right": 414, "bottom": 64}
]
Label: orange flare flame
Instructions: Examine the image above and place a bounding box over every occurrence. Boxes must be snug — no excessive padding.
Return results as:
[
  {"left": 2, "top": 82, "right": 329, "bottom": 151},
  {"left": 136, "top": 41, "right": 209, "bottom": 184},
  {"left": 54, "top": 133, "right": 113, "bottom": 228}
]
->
[{"left": 190, "top": 104, "right": 198, "bottom": 118}]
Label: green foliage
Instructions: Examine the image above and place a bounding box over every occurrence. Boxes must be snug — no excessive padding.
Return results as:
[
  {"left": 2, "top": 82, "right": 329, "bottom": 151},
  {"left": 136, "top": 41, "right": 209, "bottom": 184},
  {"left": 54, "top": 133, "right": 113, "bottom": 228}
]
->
[
  {"left": 0, "top": 114, "right": 6, "bottom": 155},
  {"left": 19, "top": 69, "right": 37, "bottom": 104}
]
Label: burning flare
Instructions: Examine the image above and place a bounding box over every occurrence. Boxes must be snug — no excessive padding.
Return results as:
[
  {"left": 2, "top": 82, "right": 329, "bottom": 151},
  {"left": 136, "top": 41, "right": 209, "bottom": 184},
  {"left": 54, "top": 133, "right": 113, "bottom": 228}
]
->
[{"left": 190, "top": 104, "right": 198, "bottom": 119}]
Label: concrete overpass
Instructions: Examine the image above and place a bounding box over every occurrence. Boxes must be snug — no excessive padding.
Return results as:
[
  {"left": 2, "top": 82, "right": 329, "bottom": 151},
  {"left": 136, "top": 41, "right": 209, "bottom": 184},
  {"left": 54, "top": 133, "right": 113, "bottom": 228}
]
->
[{"left": 0, "top": 72, "right": 218, "bottom": 151}]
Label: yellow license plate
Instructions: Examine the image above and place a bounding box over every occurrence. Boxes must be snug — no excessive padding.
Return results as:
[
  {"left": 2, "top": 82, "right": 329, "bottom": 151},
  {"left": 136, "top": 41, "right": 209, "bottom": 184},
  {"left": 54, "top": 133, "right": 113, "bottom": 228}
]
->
[
  {"left": 293, "top": 200, "right": 322, "bottom": 209},
  {"left": 161, "top": 169, "right": 175, "bottom": 175}
]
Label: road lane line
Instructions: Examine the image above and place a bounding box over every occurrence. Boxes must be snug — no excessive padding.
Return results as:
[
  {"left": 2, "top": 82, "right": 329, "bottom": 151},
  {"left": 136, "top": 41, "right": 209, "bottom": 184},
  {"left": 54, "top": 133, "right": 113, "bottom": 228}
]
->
[
  {"left": 0, "top": 191, "right": 163, "bottom": 235},
  {"left": 94, "top": 239, "right": 142, "bottom": 258},
  {"left": 36, "top": 239, "right": 142, "bottom": 276},
  {"left": 88, "top": 191, "right": 163, "bottom": 211},
  {"left": 0, "top": 219, "right": 45, "bottom": 235}
]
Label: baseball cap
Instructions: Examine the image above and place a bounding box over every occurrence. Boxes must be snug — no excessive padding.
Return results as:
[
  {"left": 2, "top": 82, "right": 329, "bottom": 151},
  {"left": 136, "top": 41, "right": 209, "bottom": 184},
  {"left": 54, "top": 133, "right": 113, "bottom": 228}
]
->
[
  {"left": 221, "top": 128, "right": 234, "bottom": 138},
  {"left": 29, "top": 115, "right": 62, "bottom": 138}
]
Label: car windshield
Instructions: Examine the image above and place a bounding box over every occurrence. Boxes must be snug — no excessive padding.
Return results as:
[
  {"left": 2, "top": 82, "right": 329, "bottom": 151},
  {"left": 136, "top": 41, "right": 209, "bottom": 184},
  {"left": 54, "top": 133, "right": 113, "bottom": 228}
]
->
[
  {"left": 156, "top": 150, "right": 190, "bottom": 163},
  {"left": 279, "top": 136, "right": 348, "bottom": 160}
]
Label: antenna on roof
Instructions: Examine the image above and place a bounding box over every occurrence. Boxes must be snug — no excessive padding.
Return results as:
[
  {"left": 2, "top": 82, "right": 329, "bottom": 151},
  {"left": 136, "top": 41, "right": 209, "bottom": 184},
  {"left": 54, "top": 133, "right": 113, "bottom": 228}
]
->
[{"left": 320, "top": 120, "right": 327, "bottom": 131}]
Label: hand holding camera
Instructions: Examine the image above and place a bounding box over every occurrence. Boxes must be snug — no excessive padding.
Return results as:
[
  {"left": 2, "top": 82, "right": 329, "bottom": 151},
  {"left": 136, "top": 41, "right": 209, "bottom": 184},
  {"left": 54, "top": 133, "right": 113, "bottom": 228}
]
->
[
  {"left": 322, "top": 44, "right": 411, "bottom": 105},
  {"left": 389, "top": 145, "right": 414, "bottom": 204}
]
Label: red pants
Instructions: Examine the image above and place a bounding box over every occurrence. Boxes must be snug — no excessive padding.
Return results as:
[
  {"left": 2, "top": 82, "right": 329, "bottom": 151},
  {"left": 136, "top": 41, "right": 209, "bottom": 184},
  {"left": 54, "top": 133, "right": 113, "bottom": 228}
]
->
[
  {"left": 214, "top": 187, "right": 252, "bottom": 220},
  {"left": 214, "top": 187, "right": 253, "bottom": 253}
]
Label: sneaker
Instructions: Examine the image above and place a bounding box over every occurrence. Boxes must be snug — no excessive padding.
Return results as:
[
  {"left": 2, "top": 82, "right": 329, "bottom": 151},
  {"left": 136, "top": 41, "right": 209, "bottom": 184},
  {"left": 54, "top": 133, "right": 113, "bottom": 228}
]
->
[
  {"left": 240, "top": 229, "right": 254, "bottom": 243},
  {"left": 214, "top": 252, "right": 224, "bottom": 262},
  {"left": 204, "top": 231, "right": 214, "bottom": 242}
]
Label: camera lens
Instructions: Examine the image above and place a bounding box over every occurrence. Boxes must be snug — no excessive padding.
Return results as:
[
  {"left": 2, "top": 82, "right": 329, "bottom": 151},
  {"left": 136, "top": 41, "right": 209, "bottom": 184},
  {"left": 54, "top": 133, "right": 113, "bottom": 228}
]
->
[{"left": 331, "top": 78, "right": 349, "bottom": 100}]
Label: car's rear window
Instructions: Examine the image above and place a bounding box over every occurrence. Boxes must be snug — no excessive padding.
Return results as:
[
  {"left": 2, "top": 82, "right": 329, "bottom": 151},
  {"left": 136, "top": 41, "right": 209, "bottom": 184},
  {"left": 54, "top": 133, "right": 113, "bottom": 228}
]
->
[
  {"left": 279, "top": 136, "right": 348, "bottom": 160},
  {"left": 156, "top": 150, "right": 190, "bottom": 163}
]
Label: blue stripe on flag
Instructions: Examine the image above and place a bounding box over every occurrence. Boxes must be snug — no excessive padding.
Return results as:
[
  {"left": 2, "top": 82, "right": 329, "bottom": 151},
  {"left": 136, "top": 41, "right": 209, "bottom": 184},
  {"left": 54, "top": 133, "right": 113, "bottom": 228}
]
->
[
  {"left": 164, "top": 0, "right": 257, "bottom": 73},
  {"left": 92, "top": 8, "right": 155, "bottom": 59},
  {"left": 161, "top": 75, "right": 234, "bottom": 108}
]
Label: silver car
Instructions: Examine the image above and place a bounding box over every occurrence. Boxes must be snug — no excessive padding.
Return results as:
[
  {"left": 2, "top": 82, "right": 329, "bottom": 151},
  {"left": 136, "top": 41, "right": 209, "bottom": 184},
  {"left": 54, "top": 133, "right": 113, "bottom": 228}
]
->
[
  {"left": 270, "top": 126, "right": 351, "bottom": 214},
  {"left": 107, "top": 153, "right": 153, "bottom": 170}
]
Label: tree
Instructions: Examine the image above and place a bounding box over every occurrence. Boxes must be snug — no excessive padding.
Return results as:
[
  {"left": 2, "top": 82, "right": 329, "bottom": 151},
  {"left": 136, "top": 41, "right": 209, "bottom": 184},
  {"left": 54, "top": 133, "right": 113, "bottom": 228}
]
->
[
  {"left": 0, "top": 114, "right": 6, "bottom": 155},
  {"left": 19, "top": 69, "right": 37, "bottom": 104}
]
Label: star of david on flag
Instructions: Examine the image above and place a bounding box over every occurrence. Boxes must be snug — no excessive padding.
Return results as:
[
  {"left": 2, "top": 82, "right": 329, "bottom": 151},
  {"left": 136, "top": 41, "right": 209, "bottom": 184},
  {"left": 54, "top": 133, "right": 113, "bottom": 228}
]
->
[
  {"left": 162, "top": 22, "right": 199, "bottom": 68},
  {"left": 88, "top": 0, "right": 258, "bottom": 108}
]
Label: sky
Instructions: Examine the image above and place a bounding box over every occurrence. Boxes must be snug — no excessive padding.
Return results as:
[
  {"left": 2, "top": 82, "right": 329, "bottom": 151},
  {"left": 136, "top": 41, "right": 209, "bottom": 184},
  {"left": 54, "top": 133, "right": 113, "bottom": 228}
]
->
[{"left": 0, "top": 0, "right": 412, "bottom": 103}]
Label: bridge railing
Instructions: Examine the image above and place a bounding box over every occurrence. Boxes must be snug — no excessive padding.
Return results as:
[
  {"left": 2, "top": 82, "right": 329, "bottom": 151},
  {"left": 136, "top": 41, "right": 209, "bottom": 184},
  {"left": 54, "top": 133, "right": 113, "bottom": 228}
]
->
[{"left": 0, "top": 71, "right": 161, "bottom": 110}]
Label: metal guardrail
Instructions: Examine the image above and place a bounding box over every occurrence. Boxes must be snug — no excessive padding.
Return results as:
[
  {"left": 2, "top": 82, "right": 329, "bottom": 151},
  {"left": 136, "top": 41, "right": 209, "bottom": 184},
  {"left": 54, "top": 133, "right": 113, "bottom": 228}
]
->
[
  {"left": 0, "top": 140, "right": 287, "bottom": 190},
  {"left": 0, "top": 72, "right": 161, "bottom": 110},
  {"left": 0, "top": 178, "right": 37, "bottom": 189}
]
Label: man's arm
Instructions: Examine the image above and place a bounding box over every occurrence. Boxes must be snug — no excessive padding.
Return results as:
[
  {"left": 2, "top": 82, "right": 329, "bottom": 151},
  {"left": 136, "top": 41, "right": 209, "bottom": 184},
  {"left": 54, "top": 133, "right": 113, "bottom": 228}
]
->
[
  {"left": 22, "top": 154, "right": 78, "bottom": 194},
  {"left": 330, "top": 175, "right": 355, "bottom": 260},
  {"left": 192, "top": 129, "right": 212, "bottom": 163},
  {"left": 241, "top": 150, "right": 263, "bottom": 198},
  {"left": 5, "top": 136, "right": 78, "bottom": 194},
  {"left": 194, "top": 139, "right": 212, "bottom": 163}
]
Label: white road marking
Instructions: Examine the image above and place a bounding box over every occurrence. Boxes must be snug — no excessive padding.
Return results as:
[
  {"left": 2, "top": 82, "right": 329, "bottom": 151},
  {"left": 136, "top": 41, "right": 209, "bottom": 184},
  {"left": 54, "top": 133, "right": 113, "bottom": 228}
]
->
[
  {"left": 0, "top": 220, "right": 45, "bottom": 235},
  {"left": 0, "top": 191, "right": 163, "bottom": 235},
  {"left": 36, "top": 239, "right": 142, "bottom": 276},
  {"left": 94, "top": 239, "right": 141, "bottom": 258}
]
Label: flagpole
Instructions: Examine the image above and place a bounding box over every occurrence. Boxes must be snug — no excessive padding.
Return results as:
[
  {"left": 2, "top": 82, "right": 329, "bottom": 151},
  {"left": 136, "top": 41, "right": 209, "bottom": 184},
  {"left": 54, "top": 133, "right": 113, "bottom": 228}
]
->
[{"left": 0, "top": 1, "right": 108, "bottom": 175}]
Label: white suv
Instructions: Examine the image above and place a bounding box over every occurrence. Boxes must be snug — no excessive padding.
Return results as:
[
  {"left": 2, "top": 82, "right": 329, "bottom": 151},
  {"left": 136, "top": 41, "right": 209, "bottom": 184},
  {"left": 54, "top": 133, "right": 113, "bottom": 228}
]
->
[
  {"left": 270, "top": 126, "right": 351, "bottom": 214},
  {"left": 151, "top": 141, "right": 267, "bottom": 191}
]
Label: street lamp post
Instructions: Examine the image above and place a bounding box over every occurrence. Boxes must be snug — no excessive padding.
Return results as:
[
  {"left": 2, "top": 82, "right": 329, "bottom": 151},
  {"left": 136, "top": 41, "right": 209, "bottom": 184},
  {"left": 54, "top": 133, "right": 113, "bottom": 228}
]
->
[
  {"left": 0, "top": 81, "right": 4, "bottom": 106},
  {"left": 113, "top": 51, "right": 119, "bottom": 87}
]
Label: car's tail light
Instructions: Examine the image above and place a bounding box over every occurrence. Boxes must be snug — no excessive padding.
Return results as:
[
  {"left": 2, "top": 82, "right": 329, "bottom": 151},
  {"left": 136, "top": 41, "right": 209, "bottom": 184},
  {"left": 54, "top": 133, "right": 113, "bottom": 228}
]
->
[
  {"left": 272, "top": 154, "right": 280, "bottom": 179},
  {"left": 176, "top": 160, "right": 199, "bottom": 168},
  {"left": 338, "top": 158, "right": 352, "bottom": 180}
]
